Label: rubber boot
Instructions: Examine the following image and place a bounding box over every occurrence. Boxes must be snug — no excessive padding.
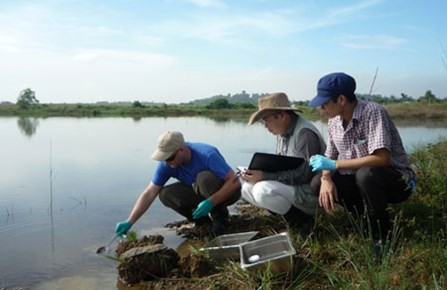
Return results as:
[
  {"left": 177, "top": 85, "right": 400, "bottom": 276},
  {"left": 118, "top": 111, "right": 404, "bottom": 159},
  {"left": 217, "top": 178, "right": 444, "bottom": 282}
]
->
[
  {"left": 210, "top": 204, "right": 229, "bottom": 236},
  {"left": 283, "top": 206, "right": 314, "bottom": 238}
]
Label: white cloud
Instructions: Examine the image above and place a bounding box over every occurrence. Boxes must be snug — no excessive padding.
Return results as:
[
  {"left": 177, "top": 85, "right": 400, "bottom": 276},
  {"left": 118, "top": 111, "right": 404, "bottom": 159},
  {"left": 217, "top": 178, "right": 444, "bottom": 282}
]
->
[
  {"left": 329, "top": 0, "right": 383, "bottom": 17},
  {"left": 338, "top": 34, "right": 406, "bottom": 50},
  {"left": 188, "top": 0, "right": 227, "bottom": 8},
  {"left": 0, "top": 35, "right": 16, "bottom": 45},
  {"left": 169, "top": 0, "right": 385, "bottom": 45},
  {"left": 0, "top": 34, "right": 20, "bottom": 53},
  {"left": 175, "top": 10, "right": 297, "bottom": 45},
  {"left": 164, "top": 0, "right": 227, "bottom": 8},
  {"left": 299, "top": 0, "right": 384, "bottom": 30},
  {"left": 72, "top": 49, "right": 175, "bottom": 67}
]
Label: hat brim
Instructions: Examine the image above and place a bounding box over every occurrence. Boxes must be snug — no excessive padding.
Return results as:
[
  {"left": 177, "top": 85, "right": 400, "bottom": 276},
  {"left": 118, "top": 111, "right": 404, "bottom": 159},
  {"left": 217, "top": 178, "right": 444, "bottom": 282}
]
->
[
  {"left": 151, "top": 149, "right": 175, "bottom": 161},
  {"left": 308, "top": 95, "right": 331, "bottom": 108},
  {"left": 248, "top": 107, "right": 303, "bottom": 125}
]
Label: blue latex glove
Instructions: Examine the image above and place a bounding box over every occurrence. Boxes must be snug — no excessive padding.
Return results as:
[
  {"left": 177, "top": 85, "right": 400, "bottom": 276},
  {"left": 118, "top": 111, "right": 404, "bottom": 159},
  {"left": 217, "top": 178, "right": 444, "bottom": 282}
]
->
[
  {"left": 192, "top": 199, "right": 215, "bottom": 220},
  {"left": 309, "top": 155, "right": 336, "bottom": 172},
  {"left": 115, "top": 221, "right": 132, "bottom": 236}
]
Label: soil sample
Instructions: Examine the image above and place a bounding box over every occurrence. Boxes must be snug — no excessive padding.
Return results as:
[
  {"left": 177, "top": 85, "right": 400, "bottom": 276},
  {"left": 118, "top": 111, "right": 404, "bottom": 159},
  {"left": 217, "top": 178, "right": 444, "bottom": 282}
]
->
[{"left": 116, "top": 235, "right": 179, "bottom": 285}]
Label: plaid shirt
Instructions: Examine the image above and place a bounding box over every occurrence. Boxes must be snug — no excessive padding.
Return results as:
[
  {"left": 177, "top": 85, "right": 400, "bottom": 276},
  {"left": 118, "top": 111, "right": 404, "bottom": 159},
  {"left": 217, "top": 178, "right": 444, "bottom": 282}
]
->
[{"left": 325, "top": 100, "right": 415, "bottom": 180}]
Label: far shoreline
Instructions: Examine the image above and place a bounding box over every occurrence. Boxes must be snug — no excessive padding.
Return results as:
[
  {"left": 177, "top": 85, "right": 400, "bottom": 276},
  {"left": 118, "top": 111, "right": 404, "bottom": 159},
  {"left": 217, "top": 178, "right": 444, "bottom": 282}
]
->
[{"left": 0, "top": 102, "right": 446, "bottom": 122}]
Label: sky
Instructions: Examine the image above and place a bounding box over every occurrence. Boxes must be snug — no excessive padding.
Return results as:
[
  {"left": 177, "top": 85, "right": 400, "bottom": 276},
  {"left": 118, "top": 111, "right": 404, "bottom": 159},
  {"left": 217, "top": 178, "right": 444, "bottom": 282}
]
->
[{"left": 0, "top": 0, "right": 446, "bottom": 104}]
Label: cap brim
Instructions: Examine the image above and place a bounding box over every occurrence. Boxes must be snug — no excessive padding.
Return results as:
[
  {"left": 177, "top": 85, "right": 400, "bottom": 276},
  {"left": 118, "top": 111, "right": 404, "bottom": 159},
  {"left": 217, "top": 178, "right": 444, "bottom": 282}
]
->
[
  {"left": 151, "top": 149, "right": 174, "bottom": 161},
  {"left": 308, "top": 95, "right": 330, "bottom": 108}
]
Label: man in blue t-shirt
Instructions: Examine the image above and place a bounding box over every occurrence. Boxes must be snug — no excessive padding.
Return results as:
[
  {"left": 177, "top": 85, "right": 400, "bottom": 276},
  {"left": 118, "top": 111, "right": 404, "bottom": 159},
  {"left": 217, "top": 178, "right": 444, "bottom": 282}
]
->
[{"left": 115, "top": 131, "right": 241, "bottom": 237}]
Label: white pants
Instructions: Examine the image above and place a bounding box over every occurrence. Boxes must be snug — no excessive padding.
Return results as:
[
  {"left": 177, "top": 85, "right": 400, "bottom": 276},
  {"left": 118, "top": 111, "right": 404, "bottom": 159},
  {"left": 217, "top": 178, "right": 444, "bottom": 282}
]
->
[
  {"left": 241, "top": 180, "right": 320, "bottom": 216},
  {"left": 241, "top": 180, "right": 297, "bottom": 215}
]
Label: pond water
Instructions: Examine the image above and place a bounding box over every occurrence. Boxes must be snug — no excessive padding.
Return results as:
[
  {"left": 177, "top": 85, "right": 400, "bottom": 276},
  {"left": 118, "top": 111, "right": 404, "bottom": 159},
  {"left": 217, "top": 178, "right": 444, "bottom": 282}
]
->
[{"left": 1, "top": 116, "right": 446, "bottom": 289}]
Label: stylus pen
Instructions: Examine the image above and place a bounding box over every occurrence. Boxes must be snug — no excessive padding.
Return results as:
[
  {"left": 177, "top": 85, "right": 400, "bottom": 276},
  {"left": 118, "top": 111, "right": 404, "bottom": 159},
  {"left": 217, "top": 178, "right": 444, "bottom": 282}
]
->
[{"left": 234, "top": 171, "right": 241, "bottom": 180}]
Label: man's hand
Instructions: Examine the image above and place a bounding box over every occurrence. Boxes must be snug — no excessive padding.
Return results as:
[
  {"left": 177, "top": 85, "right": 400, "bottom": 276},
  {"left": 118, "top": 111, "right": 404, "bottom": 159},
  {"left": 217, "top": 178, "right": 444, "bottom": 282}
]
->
[
  {"left": 115, "top": 220, "right": 132, "bottom": 236},
  {"left": 192, "top": 199, "right": 215, "bottom": 219},
  {"left": 310, "top": 155, "right": 336, "bottom": 172},
  {"left": 240, "top": 169, "right": 262, "bottom": 184},
  {"left": 318, "top": 177, "right": 339, "bottom": 212}
]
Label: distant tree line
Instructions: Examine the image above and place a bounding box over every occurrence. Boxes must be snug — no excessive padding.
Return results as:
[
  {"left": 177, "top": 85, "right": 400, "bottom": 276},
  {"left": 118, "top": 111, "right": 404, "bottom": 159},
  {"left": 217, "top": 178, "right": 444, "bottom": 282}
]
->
[
  {"left": 189, "top": 89, "right": 446, "bottom": 108},
  {"left": 188, "top": 90, "right": 268, "bottom": 107},
  {"left": 357, "top": 90, "right": 443, "bottom": 104},
  {"left": 8, "top": 88, "right": 447, "bottom": 110}
]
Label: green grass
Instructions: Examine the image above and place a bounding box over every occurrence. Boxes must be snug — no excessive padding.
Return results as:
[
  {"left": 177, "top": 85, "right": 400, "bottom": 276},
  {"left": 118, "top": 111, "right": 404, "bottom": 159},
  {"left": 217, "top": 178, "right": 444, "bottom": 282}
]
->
[
  {"left": 1, "top": 102, "right": 447, "bottom": 122},
  {"left": 0, "top": 102, "right": 255, "bottom": 118},
  {"left": 385, "top": 102, "right": 447, "bottom": 120},
  {"left": 104, "top": 139, "right": 447, "bottom": 289},
  {"left": 215, "top": 139, "right": 447, "bottom": 289}
]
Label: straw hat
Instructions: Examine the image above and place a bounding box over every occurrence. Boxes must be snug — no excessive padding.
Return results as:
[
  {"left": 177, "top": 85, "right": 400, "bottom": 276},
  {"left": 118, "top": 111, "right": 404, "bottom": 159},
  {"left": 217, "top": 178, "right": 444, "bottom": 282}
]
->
[{"left": 248, "top": 92, "right": 302, "bottom": 125}]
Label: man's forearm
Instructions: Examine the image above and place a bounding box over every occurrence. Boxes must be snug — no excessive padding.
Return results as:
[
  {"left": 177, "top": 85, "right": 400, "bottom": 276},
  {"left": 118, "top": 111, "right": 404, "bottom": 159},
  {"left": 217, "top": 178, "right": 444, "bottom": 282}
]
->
[
  {"left": 209, "top": 175, "right": 240, "bottom": 206},
  {"left": 321, "top": 170, "right": 332, "bottom": 180},
  {"left": 127, "top": 185, "right": 158, "bottom": 224}
]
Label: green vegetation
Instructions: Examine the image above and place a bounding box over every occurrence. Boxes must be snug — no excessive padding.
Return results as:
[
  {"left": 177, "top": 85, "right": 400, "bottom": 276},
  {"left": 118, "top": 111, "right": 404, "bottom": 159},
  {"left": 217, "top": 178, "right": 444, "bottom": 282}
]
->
[
  {"left": 291, "top": 140, "right": 447, "bottom": 289},
  {"left": 193, "top": 140, "right": 447, "bottom": 289},
  {"left": 303, "top": 139, "right": 447, "bottom": 289},
  {"left": 111, "top": 140, "right": 447, "bottom": 289},
  {"left": 16, "top": 88, "right": 39, "bottom": 109},
  {"left": 1, "top": 99, "right": 446, "bottom": 122},
  {"left": 188, "top": 90, "right": 268, "bottom": 106},
  {"left": 1, "top": 87, "right": 445, "bottom": 120},
  {"left": 0, "top": 102, "right": 254, "bottom": 118}
]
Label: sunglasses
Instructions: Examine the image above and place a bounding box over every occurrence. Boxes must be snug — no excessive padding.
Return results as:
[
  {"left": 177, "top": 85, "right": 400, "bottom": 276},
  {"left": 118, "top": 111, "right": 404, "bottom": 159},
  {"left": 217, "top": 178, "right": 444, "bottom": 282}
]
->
[{"left": 165, "top": 150, "right": 178, "bottom": 162}]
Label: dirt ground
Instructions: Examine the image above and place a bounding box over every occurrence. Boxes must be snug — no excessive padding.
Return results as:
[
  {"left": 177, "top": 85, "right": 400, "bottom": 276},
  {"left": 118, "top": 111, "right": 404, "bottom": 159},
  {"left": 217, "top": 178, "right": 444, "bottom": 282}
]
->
[{"left": 115, "top": 202, "right": 290, "bottom": 289}]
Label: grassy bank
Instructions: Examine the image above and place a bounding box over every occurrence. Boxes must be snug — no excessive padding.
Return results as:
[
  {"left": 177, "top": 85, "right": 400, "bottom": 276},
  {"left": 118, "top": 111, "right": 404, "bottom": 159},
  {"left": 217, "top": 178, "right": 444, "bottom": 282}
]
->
[
  {"left": 239, "top": 139, "right": 447, "bottom": 289},
  {"left": 304, "top": 102, "right": 447, "bottom": 122},
  {"left": 111, "top": 139, "right": 447, "bottom": 289},
  {"left": 1, "top": 102, "right": 446, "bottom": 121},
  {"left": 0, "top": 102, "right": 255, "bottom": 119},
  {"left": 384, "top": 102, "right": 447, "bottom": 120}
]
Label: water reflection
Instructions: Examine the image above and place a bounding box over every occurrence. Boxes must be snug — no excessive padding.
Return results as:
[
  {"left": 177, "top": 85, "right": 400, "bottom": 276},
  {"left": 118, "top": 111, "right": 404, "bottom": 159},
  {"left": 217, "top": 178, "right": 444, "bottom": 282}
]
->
[
  {"left": 132, "top": 116, "right": 142, "bottom": 122},
  {"left": 17, "top": 117, "right": 40, "bottom": 137},
  {"left": 208, "top": 115, "right": 249, "bottom": 124},
  {"left": 50, "top": 141, "right": 55, "bottom": 255}
]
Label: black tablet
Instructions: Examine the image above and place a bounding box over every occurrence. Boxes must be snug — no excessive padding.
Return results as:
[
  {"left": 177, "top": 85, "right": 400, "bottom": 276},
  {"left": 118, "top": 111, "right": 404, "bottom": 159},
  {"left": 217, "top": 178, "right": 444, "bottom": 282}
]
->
[{"left": 248, "top": 152, "right": 305, "bottom": 172}]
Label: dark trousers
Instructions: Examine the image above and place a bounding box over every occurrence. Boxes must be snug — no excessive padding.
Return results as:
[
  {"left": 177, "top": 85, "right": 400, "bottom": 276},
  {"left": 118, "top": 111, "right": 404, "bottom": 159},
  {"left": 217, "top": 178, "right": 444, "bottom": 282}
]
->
[
  {"left": 158, "top": 171, "right": 241, "bottom": 221},
  {"left": 310, "top": 167, "right": 412, "bottom": 240}
]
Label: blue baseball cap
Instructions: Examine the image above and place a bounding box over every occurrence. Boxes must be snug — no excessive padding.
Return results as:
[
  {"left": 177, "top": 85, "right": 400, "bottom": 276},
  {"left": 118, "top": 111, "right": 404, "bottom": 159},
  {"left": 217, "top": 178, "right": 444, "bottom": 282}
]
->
[{"left": 308, "top": 72, "right": 356, "bottom": 108}]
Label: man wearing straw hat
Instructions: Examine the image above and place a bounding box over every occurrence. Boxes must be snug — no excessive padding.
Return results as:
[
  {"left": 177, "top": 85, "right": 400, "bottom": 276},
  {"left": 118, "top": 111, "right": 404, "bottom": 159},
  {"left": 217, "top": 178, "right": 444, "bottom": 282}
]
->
[{"left": 240, "top": 92, "right": 326, "bottom": 237}]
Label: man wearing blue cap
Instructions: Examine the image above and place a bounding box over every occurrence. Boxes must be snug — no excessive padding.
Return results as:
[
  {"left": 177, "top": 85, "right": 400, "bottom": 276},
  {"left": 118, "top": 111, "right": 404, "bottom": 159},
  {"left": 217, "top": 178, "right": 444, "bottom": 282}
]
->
[{"left": 308, "top": 72, "right": 416, "bottom": 254}]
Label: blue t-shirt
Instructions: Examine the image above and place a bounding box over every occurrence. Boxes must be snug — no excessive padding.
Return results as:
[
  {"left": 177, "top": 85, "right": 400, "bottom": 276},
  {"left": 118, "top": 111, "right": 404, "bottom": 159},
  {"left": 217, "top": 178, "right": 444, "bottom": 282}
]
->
[{"left": 152, "top": 142, "right": 232, "bottom": 187}]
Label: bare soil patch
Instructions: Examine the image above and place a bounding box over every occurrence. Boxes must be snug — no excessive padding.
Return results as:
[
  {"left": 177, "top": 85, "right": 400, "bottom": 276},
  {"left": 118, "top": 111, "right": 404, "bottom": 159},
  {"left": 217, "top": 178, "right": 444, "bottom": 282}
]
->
[{"left": 115, "top": 202, "right": 289, "bottom": 289}]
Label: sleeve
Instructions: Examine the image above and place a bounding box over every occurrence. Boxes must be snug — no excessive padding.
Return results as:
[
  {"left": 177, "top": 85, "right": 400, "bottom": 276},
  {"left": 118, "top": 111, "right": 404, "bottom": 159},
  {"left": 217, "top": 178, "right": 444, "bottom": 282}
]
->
[
  {"left": 325, "top": 119, "right": 339, "bottom": 159},
  {"left": 367, "top": 106, "right": 392, "bottom": 154},
  {"left": 151, "top": 162, "right": 171, "bottom": 187},
  {"left": 263, "top": 128, "right": 321, "bottom": 185},
  {"left": 206, "top": 149, "right": 232, "bottom": 179}
]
